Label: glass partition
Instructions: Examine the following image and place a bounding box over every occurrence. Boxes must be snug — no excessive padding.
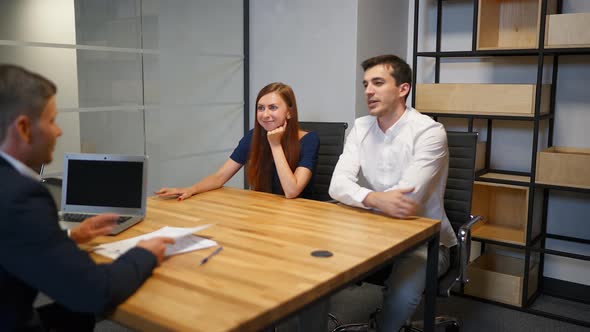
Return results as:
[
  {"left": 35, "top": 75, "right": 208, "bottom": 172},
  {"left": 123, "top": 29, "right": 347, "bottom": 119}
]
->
[{"left": 0, "top": 0, "right": 245, "bottom": 192}]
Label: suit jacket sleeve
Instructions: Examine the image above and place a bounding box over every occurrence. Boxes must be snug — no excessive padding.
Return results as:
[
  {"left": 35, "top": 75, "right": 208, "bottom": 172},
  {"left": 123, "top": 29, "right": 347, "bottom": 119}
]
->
[{"left": 0, "top": 180, "right": 157, "bottom": 314}]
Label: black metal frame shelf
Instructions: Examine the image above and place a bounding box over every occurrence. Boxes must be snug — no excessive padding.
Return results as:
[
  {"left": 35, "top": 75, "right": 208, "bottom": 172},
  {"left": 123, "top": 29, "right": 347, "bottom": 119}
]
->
[
  {"left": 412, "top": 0, "right": 590, "bottom": 326},
  {"left": 474, "top": 172, "right": 590, "bottom": 201},
  {"left": 543, "top": 48, "right": 590, "bottom": 56},
  {"left": 537, "top": 233, "right": 590, "bottom": 266},
  {"left": 546, "top": 233, "right": 590, "bottom": 247},
  {"left": 417, "top": 50, "right": 539, "bottom": 57},
  {"left": 474, "top": 234, "right": 590, "bottom": 262},
  {"left": 426, "top": 112, "right": 554, "bottom": 121},
  {"left": 474, "top": 178, "right": 530, "bottom": 187},
  {"left": 417, "top": 48, "right": 590, "bottom": 58},
  {"left": 243, "top": 0, "right": 250, "bottom": 188},
  {"left": 472, "top": 233, "right": 544, "bottom": 255},
  {"left": 535, "top": 183, "right": 590, "bottom": 195},
  {"left": 531, "top": 247, "right": 590, "bottom": 262},
  {"left": 475, "top": 179, "right": 530, "bottom": 188}
]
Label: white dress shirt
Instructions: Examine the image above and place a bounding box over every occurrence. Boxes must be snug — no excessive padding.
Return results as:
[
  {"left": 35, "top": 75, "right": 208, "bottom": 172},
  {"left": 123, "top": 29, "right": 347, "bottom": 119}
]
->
[{"left": 329, "top": 107, "right": 457, "bottom": 248}]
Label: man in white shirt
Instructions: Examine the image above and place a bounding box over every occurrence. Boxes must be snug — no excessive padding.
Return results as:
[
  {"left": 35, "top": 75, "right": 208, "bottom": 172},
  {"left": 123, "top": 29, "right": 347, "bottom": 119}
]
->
[{"left": 329, "top": 54, "right": 457, "bottom": 331}]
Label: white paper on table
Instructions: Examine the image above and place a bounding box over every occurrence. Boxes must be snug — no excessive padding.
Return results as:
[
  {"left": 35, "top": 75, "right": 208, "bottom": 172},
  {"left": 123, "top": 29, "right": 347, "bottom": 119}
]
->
[{"left": 94, "top": 224, "right": 217, "bottom": 260}]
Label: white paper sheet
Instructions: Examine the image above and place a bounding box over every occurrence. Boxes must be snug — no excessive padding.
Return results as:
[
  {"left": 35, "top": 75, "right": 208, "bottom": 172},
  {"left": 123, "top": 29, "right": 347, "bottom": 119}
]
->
[{"left": 94, "top": 224, "right": 217, "bottom": 259}]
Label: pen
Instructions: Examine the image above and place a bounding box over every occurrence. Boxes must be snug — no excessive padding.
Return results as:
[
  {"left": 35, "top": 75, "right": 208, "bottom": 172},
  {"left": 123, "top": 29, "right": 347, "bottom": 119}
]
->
[{"left": 200, "top": 246, "right": 223, "bottom": 265}]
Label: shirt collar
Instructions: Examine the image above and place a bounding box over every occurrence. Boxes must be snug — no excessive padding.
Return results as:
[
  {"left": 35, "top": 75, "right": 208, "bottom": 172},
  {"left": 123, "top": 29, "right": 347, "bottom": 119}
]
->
[
  {"left": 373, "top": 106, "right": 410, "bottom": 139},
  {"left": 0, "top": 151, "right": 42, "bottom": 181}
]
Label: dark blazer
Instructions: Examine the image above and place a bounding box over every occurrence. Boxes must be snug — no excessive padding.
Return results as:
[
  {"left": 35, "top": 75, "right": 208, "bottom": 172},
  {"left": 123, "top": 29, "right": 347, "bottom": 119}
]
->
[{"left": 0, "top": 155, "right": 157, "bottom": 331}]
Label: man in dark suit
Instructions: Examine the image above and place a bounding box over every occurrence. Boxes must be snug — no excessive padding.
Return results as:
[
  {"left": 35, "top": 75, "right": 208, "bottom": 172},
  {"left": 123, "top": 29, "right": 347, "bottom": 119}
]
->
[{"left": 0, "top": 64, "right": 175, "bottom": 332}]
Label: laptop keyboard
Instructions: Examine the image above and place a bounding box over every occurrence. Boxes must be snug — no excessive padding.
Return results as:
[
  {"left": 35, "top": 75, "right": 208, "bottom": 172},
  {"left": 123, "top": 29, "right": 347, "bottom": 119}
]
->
[{"left": 62, "top": 213, "right": 132, "bottom": 224}]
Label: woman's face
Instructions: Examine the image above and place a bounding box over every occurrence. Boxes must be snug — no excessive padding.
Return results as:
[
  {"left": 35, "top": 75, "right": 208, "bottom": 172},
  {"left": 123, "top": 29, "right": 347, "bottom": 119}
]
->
[{"left": 256, "top": 92, "right": 291, "bottom": 132}]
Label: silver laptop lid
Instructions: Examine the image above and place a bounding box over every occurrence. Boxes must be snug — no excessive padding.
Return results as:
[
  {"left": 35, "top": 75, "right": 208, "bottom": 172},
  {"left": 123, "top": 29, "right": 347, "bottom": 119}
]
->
[{"left": 61, "top": 153, "right": 148, "bottom": 215}]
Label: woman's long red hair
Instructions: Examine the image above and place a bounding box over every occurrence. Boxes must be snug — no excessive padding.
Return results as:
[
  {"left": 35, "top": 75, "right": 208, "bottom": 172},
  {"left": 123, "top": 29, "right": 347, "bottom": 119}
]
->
[{"left": 246, "top": 82, "right": 300, "bottom": 194}]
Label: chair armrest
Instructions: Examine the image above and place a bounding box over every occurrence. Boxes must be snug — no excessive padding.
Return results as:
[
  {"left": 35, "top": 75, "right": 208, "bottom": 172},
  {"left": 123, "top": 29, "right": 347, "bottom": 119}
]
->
[
  {"left": 41, "top": 177, "right": 62, "bottom": 186},
  {"left": 457, "top": 215, "right": 483, "bottom": 284},
  {"left": 459, "top": 215, "right": 483, "bottom": 233}
]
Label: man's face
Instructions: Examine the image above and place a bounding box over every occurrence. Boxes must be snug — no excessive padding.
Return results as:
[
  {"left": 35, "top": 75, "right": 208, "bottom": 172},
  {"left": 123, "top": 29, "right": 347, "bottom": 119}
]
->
[
  {"left": 29, "top": 96, "right": 62, "bottom": 168},
  {"left": 363, "top": 64, "right": 409, "bottom": 117}
]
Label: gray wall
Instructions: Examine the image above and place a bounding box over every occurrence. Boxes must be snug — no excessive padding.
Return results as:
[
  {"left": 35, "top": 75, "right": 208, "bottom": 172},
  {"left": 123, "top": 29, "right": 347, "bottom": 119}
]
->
[
  {"left": 249, "top": 0, "right": 359, "bottom": 128},
  {"left": 250, "top": 0, "right": 409, "bottom": 130},
  {"left": 356, "top": 0, "right": 408, "bottom": 118}
]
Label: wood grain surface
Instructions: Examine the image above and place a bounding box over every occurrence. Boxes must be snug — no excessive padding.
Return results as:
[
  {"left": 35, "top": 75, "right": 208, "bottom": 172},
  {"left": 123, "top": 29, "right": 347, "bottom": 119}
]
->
[{"left": 90, "top": 187, "right": 440, "bottom": 332}]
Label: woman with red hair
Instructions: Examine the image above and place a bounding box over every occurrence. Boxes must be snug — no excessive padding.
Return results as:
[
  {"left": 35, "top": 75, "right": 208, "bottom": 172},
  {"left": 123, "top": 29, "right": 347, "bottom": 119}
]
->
[{"left": 156, "top": 82, "right": 319, "bottom": 200}]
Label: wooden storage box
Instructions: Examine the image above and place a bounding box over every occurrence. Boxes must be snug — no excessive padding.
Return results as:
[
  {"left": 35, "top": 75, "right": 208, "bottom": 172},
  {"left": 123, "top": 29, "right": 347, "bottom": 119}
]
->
[
  {"left": 545, "top": 12, "right": 590, "bottom": 48},
  {"left": 464, "top": 253, "right": 538, "bottom": 306},
  {"left": 415, "top": 84, "right": 550, "bottom": 117},
  {"left": 536, "top": 147, "right": 590, "bottom": 189},
  {"left": 477, "top": 0, "right": 556, "bottom": 50},
  {"left": 471, "top": 182, "right": 528, "bottom": 245}
]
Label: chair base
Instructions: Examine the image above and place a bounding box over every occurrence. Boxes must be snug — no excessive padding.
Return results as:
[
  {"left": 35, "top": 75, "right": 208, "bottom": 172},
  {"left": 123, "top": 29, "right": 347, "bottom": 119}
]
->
[
  {"left": 329, "top": 311, "right": 377, "bottom": 332},
  {"left": 403, "top": 315, "right": 461, "bottom": 332},
  {"left": 328, "top": 314, "right": 461, "bottom": 332}
]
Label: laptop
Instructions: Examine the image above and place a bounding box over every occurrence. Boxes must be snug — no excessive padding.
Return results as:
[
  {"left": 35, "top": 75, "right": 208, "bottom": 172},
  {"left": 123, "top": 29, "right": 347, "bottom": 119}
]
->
[{"left": 58, "top": 153, "right": 148, "bottom": 235}]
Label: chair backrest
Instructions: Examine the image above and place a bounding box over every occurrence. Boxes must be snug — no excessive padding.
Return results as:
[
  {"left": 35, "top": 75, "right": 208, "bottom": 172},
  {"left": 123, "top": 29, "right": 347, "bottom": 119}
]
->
[
  {"left": 438, "top": 131, "right": 478, "bottom": 295},
  {"left": 444, "top": 131, "right": 478, "bottom": 232},
  {"left": 299, "top": 121, "right": 348, "bottom": 201}
]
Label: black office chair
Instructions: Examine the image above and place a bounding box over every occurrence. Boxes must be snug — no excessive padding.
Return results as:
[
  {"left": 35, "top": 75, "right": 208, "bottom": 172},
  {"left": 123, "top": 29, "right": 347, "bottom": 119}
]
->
[
  {"left": 330, "top": 131, "right": 483, "bottom": 332},
  {"left": 299, "top": 121, "right": 348, "bottom": 201}
]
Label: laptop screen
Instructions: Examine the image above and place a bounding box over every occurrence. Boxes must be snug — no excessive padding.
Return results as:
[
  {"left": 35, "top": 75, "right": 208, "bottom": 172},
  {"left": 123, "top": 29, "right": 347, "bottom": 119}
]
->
[{"left": 65, "top": 159, "right": 144, "bottom": 208}]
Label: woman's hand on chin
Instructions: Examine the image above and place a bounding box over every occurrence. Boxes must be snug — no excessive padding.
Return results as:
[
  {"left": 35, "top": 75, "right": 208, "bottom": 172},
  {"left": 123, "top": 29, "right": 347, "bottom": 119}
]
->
[{"left": 267, "top": 121, "right": 287, "bottom": 147}]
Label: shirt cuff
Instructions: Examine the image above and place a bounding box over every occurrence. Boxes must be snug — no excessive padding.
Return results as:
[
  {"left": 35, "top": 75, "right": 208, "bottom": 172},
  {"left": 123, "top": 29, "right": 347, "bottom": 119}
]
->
[{"left": 352, "top": 187, "right": 373, "bottom": 209}]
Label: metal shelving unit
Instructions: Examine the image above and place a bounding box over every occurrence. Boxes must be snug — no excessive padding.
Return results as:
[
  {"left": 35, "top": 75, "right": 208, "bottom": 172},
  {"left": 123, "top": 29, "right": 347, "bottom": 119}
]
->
[{"left": 412, "top": 0, "right": 590, "bottom": 328}]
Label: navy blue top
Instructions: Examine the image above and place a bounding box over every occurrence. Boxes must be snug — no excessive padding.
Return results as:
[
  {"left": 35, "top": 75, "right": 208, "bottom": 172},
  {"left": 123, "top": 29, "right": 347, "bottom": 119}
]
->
[{"left": 230, "top": 129, "right": 320, "bottom": 199}]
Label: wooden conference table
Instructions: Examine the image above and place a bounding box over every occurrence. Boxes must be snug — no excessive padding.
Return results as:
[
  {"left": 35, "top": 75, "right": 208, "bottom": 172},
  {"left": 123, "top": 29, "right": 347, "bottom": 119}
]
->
[{"left": 90, "top": 187, "right": 441, "bottom": 332}]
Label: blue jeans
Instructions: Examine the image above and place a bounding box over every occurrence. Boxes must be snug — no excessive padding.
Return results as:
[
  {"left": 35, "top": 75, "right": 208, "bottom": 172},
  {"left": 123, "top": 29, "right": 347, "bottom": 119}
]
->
[{"left": 377, "top": 245, "right": 450, "bottom": 332}]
